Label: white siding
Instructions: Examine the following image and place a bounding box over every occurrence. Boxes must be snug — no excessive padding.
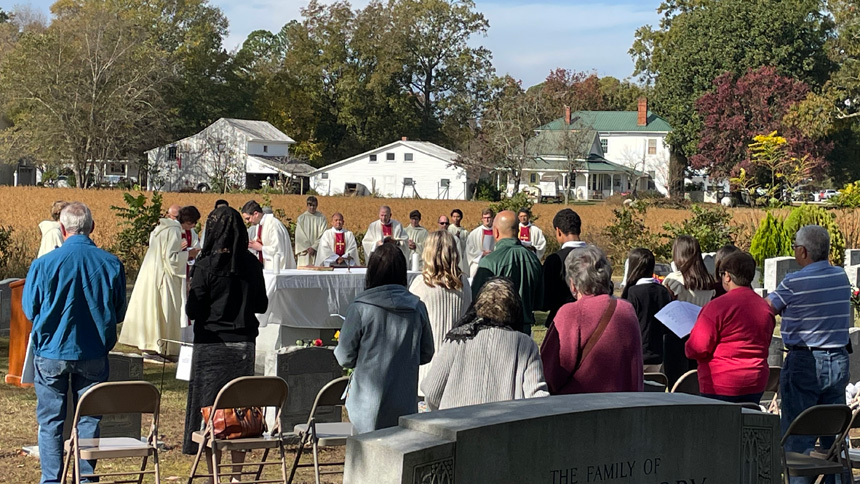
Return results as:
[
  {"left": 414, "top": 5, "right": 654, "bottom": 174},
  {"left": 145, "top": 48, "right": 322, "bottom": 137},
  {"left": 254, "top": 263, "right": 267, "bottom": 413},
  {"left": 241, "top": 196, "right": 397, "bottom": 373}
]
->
[
  {"left": 600, "top": 132, "right": 670, "bottom": 195},
  {"left": 247, "top": 141, "right": 289, "bottom": 157},
  {"left": 312, "top": 143, "right": 467, "bottom": 200}
]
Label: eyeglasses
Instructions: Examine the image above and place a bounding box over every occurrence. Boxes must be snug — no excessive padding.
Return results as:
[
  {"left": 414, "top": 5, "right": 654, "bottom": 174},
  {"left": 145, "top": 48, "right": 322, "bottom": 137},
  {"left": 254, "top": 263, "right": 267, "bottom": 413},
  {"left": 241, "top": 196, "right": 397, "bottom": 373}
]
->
[
  {"left": 438, "top": 221, "right": 450, "bottom": 225},
  {"left": 792, "top": 244, "right": 805, "bottom": 250}
]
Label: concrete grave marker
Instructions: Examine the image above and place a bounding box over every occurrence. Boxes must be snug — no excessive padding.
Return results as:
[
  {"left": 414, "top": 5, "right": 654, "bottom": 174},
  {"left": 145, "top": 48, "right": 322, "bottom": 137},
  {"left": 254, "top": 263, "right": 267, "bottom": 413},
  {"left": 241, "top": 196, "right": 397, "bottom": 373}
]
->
[
  {"left": 345, "top": 393, "right": 779, "bottom": 484},
  {"left": 764, "top": 257, "right": 801, "bottom": 293},
  {"left": 846, "top": 249, "right": 860, "bottom": 267}
]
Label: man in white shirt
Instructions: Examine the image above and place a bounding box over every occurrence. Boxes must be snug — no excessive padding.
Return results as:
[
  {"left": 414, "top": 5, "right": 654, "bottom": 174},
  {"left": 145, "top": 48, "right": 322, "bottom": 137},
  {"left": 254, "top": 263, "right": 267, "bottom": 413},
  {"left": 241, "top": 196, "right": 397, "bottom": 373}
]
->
[
  {"left": 404, "top": 210, "right": 430, "bottom": 269},
  {"left": 465, "top": 208, "right": 495, "bottom": 277},
  {"left": 316, "top": 212, "right": 360, "bottom": 266},
  {"left": 361, "top": 205, "right": 408, "bottom": 259},
  {"left": 540, "top": 209, "right": 587, "bottom": 325},
  {"left": 517, "top": 208, "right": 547, "bottom": 260},
  {"left": 447, "top": 209, "right": 469, "bottom": 274},
  {"left": 241, "top": 200, "right": 296, "bottom": 270},
  {"left": 295, "top": 195, "right": 327, "bottom": 266}
]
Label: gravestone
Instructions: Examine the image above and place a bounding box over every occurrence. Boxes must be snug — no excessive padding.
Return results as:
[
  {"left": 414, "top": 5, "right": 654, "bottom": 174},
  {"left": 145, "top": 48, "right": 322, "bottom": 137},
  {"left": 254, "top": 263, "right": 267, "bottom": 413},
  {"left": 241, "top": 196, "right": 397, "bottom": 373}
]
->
[
  {"left": 0, "top": 278, "right": 22, "bottom": 334},
  {"left": 850, "top": 328, "right": 860, "bottom": 385},
  {"left": 846, "top": 249, "right": 860, "bottom": 267},
  {"left": 846, "top": 265, "right": 860, "bottom": 287},
  {"left": 755, "top": 288, "right": 768, "bottom": 299},
  {"left": 769, "top": 334, "right": 784, "bottom": 368},
  {"left": 264, "top": 346, "right": 344, "bottom": 433},
  {"left": 345, "top": 393, "right": 779, "bottom": 484},
  {"left": 764, "top": 257, "right": 801, "bottom": 292},
  {"left": 60, "top": 352, "right": 145, "bottom": 441}
]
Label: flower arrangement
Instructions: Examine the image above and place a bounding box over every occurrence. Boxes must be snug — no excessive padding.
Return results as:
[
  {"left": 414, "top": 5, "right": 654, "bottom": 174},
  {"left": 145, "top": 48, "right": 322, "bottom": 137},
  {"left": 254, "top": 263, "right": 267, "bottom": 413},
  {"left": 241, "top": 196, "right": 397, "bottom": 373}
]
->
[
  {"left": 295, "top": 338, "right": 325, "bottom": 347},
  {"left": 852, "top": 287, "right": 860, "bottom": 309}
]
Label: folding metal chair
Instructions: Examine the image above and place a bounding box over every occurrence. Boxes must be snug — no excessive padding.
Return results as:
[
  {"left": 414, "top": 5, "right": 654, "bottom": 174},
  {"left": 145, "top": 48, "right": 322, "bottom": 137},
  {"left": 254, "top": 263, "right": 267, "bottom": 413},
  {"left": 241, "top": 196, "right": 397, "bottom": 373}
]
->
[
  {"left": 287, "top": 376, "right": 354, "bottom": 484},
  {"left": 781, "top": 404, "right": 852, "bottom": 484},
  {"left": 62, "top": 381, "right": 161, "bottom": 484},
  {"left": 644, "top": 372, "right": 669, "bottom": 393},
  {"left": 188, "top": 376, "right": 290, "bottom": 484},
  {"left": 670, "top": 369, "right": 699, "bottom": 395}
]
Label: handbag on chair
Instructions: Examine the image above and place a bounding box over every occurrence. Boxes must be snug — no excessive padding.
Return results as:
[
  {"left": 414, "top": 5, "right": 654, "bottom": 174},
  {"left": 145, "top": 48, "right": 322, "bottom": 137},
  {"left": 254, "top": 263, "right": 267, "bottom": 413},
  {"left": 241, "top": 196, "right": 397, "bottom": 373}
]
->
[{"left": 200, "top": 406, "right": 267, "bottom": 440}]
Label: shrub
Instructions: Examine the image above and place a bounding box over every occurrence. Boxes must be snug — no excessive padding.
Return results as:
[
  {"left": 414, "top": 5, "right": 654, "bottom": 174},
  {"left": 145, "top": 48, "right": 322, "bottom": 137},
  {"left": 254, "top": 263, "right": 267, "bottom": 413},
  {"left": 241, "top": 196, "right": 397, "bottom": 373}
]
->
[
  {"left": 830, "top": 182, "right": 860, "bottom": 208},
  {"left": 474, "top": 178, "right": 501, "bottom": 201},
  {"left": 782, "top": 204, "right": 845, "bottom": 265},
  {"left": 489, "top": 192, "right": 533, "bottom": 216},
  {"left": 749, "top": 212, "right": 789, "bottom": 266},
  {"left": 603, "top": 201, "right": 663, "bottom": 270},
  {"left": 110, "top": 191, "right": 163, "bottom": 280},
  {"left": 660, "top": 204, "right": 736, "bottom": 259}
]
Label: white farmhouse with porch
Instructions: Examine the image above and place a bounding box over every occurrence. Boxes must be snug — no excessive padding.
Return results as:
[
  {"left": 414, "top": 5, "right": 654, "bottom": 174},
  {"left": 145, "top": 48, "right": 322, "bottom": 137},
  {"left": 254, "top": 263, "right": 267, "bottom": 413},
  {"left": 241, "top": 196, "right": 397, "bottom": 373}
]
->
[
  {"left": 147, "top": 118, "right": 312, "bottom": 192},
  {"left": 509, "top": 130, "right": 652, "bottom": 201},
  {"left": 537, "top": 99, "right": 671, "bottom": 195},
  {"left": 310, "top": 139, "right": 467, "bottom": 199}
]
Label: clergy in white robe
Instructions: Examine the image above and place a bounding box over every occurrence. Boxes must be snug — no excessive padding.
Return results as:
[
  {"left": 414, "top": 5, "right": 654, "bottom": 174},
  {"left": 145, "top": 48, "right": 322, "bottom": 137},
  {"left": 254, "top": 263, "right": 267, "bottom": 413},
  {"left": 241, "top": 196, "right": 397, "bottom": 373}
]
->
[
  {"left": 447, "top": 209, "right": 469, "bottom": 275},
  {"left": 294, "top": 196, "right": 328, "bottom": 266},
  {"left": 404, "top": 210, "right": 430, "bottom": 270},
  {"left": 517, "top": 209, "right": 547, "bottom": 260},
  {"left": 118, "top": 217, "right": 192, "bottom": 356},
  {"left": 242, "top": 200, "right": 296, "bottom": 270},
  {"left": 361, "top": 205, "right": 408, "bottom": 260},
  {"left": 316, "top": 212, "right": 360, "bottom": 266},
  {"left": 37, "top": 201, "right": 69, "bottom": 258},
  {"left": 465, "top": 209, "right": 495, "bottom": 277}
]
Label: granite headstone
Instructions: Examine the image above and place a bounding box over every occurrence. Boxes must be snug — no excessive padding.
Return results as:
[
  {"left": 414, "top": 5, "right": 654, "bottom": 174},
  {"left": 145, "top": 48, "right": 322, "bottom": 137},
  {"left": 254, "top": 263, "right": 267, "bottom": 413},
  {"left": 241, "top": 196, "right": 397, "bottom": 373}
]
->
[
  {"left": 345, "top": 393, "right": 779, "bottom": 484},
  {"left": 764, "top": 257, "right": 801, "bottom": 293}
]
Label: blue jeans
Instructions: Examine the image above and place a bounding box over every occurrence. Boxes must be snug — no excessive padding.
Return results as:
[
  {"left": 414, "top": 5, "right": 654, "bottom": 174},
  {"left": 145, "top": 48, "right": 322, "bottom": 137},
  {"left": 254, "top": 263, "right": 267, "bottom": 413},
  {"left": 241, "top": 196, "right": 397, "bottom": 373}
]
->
[
  {"left": 780, "top": 348, "right": 849, "bottom": 484},
  {"left": 34, "top": 356, "right": 109, "bottom": 484}
]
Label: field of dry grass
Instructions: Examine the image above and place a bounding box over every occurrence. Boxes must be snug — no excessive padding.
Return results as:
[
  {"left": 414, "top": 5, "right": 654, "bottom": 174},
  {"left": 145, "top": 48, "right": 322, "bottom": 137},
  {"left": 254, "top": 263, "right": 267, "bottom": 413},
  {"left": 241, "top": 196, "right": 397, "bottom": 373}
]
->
[{"left": 3, "top": 186, "right": 860, "bottom": 277}]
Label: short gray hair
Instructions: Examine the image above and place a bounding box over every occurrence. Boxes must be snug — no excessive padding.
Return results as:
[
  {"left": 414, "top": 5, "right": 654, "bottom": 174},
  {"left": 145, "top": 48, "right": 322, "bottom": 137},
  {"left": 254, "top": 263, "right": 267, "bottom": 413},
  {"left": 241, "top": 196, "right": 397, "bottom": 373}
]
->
[
  {"left": 59, "top": 202, "right": 93, "bottom": 235},
  {"left": 795, "top": 225, "right": 830, "bottom": 262},
  {"left": 565, "top": 245, "right": 613, "bottom": 296}
]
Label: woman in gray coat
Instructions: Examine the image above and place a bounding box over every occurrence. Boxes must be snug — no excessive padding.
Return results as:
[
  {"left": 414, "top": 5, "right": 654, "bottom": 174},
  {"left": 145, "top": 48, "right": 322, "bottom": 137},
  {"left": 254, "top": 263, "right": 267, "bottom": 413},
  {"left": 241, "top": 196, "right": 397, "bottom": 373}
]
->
[{"left": 334, "top": 242, "right": 435, "bottom": 433}]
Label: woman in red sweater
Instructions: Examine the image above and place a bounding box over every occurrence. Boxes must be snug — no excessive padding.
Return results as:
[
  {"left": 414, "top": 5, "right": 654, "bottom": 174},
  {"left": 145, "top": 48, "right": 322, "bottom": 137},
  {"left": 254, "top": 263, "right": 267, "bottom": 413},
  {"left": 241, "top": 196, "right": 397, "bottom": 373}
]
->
[{"left": 685, "top": 251, "right": 775, "bottom": 404}]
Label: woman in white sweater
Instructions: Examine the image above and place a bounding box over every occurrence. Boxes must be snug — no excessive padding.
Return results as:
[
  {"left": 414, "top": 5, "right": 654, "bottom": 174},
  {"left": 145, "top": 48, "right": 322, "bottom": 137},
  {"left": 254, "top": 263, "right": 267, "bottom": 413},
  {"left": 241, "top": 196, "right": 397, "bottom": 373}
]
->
[
  {"left": 421, "top": 277, "right": 549, "bottom": 410},
  {"left": 409, "top": 230, "right": 471, "bottom": 393}
]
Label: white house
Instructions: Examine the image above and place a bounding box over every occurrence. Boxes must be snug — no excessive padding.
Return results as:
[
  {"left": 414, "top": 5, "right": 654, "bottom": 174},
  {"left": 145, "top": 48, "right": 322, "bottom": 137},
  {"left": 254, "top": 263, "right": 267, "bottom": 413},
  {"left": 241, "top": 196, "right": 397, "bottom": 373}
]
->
[
  {"left": 147, "top": 118, "right": 311, "bottom": 192},
  {"left": 510, "top": 130, "right": 652, "bottom": 200},
  {"left": 538, "top": 99, "right": 672, "bottom": 195},
  {"left": 309, "top": 139, "right": 468, "bottom": 199}
]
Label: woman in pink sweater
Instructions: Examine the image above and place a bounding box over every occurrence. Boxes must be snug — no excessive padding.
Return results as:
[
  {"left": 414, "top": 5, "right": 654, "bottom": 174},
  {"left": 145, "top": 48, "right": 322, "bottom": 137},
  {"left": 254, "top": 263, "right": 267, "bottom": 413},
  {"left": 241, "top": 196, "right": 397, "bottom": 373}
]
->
[
  {"left": 685, "top": 251, "right": 775, "bottom": 404},
  {"left": 541, "top": 245, "right": 644, "bottom": 394}
]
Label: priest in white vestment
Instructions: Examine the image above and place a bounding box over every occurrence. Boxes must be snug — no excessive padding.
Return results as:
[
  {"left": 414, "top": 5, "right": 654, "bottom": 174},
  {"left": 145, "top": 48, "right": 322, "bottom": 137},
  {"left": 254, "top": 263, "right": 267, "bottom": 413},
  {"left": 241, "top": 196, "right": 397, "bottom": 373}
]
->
[
  {"left": 294, "top": 196, "right": 327, "bottom": 266},
  {"left": 465, "top": 209, "right": 496, "bottom": 278},
  {"left": 447, "top": 209, "right": 469, "bottom": 275},
  {"left": 119, "top": 213, "right": 197, "bottom": 356},
  {"left": 404, "top": 210, "right": 430, "bottom": 270},
  {"left": 241, "top": 200, "right": 296, "bottom": 270},
  {"left": 316, "top": 212, "right": 360, "bottom": 266},
  {"left": 37, "top": 200, "right": 69, "bottom": 258},
  {"left": 517, "top": 209, "right": 547, "bottom": 260},
  {"left": 361, "top": 205, "right": 408, "bottom": 260}
]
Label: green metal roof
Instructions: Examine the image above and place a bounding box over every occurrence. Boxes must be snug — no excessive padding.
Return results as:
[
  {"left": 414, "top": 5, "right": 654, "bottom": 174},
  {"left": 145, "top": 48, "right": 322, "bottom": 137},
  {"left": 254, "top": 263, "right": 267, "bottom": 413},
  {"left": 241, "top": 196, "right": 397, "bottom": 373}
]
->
[
  {"left": 539, "top": 111, "right": 672, "bottom": 133},
  {"left": 525, "top": 130, "right": 601, "bottom": 158}
]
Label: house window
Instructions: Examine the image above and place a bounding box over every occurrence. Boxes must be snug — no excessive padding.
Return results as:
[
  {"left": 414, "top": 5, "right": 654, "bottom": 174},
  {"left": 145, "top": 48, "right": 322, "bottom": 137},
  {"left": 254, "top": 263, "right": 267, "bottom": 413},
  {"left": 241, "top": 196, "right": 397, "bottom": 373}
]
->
[
  {"left": 404, "top": 153, "right": 414, "bottom": 162},
  {"left": 529, "top": 173, "right": 538, "bottom": 183},
  {"left": 440, "top": 178, "right": 450, "bottom": 188},
  {"left": 370, "top": 154, "right": 377, "bottom": 162},
  {"left": 386, "top": 153, "right": 395, "bottom": 161},
  {"left": 600, "top": 139, "right": 608, "bottom": 153},
  {"left": 263, "top": 145, "right": 268, "bottom": 153},
  {"left": 168, "top": 146, "right": 177, "bottom": 160},
  {"left": 321, "top": 173, "right": 329, "bottom": 179},
  {"left": 648, "top": 139, "right": 657, "bottom": 155}
]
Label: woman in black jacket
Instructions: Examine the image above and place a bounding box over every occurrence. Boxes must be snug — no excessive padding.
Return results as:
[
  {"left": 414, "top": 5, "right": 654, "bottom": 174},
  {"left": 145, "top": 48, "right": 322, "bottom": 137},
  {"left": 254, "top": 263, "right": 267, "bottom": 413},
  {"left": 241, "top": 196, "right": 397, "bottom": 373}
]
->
[
  {"left": 621, "top": 248, "right": 672, "bottom": 373},
  {"left": 182, "top": 206, "right": 268, "bottom": 456}
]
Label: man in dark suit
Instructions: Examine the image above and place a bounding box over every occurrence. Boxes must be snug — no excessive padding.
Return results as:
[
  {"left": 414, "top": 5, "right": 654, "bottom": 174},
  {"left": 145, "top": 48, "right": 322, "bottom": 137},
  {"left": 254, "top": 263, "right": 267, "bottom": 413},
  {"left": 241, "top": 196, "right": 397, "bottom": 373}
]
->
[{"left": 541, "top": 209, "right": 586, "bottom": 327}]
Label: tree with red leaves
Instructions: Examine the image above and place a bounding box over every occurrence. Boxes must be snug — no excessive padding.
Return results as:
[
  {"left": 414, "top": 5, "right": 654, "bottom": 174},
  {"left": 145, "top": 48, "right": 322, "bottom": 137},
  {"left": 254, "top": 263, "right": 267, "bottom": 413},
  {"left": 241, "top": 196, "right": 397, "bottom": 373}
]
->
[{"left": 691, "top": 66, "right": 829, "bottom": 179}]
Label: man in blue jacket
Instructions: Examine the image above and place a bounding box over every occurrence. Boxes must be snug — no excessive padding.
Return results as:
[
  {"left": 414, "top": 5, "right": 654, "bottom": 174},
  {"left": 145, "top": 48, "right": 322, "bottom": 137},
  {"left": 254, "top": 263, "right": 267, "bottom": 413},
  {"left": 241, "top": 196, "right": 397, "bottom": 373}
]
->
[{"left": 23, "top": 201, "right": 127, "bottom": 484}]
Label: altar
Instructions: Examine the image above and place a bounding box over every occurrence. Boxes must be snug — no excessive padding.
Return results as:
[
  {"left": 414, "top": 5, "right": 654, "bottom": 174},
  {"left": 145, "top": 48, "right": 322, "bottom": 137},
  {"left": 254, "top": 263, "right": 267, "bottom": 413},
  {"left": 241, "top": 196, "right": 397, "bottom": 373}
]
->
[{"left": 255, "top": 268, "right": 420, "bottom": 373}]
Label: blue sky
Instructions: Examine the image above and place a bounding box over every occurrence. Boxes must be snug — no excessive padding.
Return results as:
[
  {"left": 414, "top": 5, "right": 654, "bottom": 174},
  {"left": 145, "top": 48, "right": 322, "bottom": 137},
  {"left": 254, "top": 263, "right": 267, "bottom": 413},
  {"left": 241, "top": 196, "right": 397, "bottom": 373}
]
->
[{"left": 4, "top": 0, "right": 661, "bottom": 87}]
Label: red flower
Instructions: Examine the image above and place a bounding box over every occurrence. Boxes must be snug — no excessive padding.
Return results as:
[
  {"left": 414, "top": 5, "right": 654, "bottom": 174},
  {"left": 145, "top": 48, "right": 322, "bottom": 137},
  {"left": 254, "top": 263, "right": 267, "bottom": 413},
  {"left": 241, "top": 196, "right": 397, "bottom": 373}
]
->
[{"left": 313, "top": 339, "right": 323, "bottom": 347}]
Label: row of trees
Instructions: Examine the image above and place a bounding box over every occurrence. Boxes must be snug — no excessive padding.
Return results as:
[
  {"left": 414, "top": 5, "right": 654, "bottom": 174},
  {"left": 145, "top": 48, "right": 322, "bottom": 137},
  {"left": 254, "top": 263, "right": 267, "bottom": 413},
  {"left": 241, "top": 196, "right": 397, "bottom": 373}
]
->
[
  {"left": 0, "top": 0, "right": 645, "bottom": 191},
  {"left": 630, "top": 0, "right": 860, "bottom": 197}
]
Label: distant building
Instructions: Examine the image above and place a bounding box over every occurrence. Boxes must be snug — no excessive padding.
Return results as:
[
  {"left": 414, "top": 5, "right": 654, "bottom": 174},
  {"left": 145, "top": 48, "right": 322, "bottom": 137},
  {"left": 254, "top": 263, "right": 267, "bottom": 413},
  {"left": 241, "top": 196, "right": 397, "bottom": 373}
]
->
[
  {"left": 310, "top": 139, "right": 468, "bottom": 199},
  {"left": 538, "top": 99, "right": 671, "bottom": 195},
  {"left": 146, "top": 118, "right": 312, "bottom": 192}
]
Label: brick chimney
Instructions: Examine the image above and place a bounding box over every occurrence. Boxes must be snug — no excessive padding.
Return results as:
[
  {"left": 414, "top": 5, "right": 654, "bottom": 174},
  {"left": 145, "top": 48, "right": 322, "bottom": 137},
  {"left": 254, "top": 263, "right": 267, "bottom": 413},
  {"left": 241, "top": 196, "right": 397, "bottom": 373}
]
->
[
  {"left": 564, "top": 105, "right": 571, "bottom": 125},
  {"left": 637, "top": 98, "right": 648, "bottom": 126},
  {"left": 402, "top": 136, "right": 408, "bottom": 141}
]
